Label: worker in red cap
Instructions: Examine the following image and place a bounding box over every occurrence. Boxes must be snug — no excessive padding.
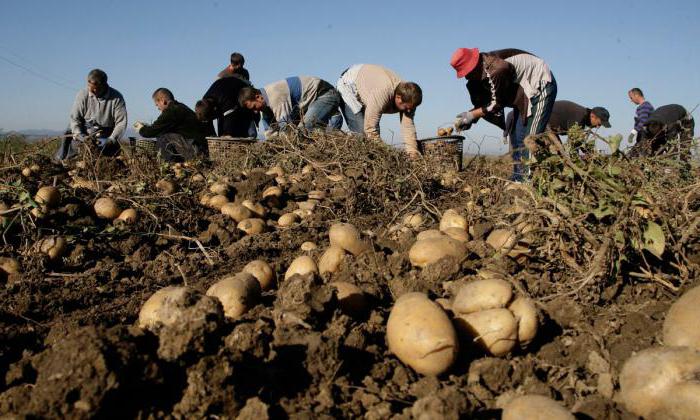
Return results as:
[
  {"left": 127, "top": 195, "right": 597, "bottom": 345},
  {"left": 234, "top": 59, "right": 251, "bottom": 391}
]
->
[{"left": 450, "top": 48, "right": 557, "bottom": 181}]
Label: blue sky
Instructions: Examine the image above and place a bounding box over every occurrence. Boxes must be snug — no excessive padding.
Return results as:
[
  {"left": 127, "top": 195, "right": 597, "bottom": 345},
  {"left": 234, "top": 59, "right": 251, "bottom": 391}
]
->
[{"left": 1, "top": 0, "right": 698, "bottom": 154}]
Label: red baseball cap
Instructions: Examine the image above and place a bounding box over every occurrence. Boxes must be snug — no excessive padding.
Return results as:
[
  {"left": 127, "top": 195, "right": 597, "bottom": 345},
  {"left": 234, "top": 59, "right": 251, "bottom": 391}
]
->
[{"left": 450, "top": 48, "right": 480, "bottom": 78}]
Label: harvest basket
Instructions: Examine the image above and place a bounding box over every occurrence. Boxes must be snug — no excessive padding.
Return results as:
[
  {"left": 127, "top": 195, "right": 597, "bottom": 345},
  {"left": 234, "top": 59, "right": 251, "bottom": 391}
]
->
[
  {"left": 417, "top": 135, "right": 465, "bottom": 171},
  {"left": 206, "top": 137, "right": 257, "bottom": 163},
  {"left": 122, "top": 137, "right": 158, "bottom": 162}
]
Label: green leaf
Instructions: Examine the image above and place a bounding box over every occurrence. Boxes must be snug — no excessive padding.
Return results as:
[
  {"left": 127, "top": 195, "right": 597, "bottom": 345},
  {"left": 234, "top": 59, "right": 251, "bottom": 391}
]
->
[
  {"left": 608, "top": 165, "right": 622, "bottom": 177},
  {"left": 643, "top": 221, "right": 665, "bottom": 258},
  {"left": 605, "top": 134, "right": 623, "bottom": 154}
]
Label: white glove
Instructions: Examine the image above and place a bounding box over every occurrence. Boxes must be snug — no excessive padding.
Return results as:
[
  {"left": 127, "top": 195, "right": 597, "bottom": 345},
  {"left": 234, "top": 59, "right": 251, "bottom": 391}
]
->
[
  {"left": 628, "top": 129, "right": 638, "bottom": 144},
  {"left": 133, "top": 121, "right": 145, "bottom": 132},
  {"left": 454, "top": 111, "right": 476, "bottom": 131}
]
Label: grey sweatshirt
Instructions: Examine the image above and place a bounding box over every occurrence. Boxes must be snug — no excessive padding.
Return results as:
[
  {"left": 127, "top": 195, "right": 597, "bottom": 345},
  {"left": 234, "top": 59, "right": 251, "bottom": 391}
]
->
[{"left": 70, "top": 86, "right": 128, "bottom": 141}]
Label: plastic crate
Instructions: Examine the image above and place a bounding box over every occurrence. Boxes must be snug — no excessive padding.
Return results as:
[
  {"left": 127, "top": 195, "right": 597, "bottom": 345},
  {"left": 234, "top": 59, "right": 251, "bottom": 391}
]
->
[
  {"left": 417, "top": 135, "right": 465, "bottom": 171},
  {"left": 123, "top": 137, "right": 157, "bottom": 162},
  {"left": 206, "top": 137, "right": 257, "bottom": 163}
]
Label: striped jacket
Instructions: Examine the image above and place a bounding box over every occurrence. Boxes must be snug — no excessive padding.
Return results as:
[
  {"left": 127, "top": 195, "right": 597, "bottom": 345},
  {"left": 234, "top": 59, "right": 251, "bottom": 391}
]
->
[
  {"left": 634, "top": 101, "right": 654, "bottom": 132},
  {"left": 260, "top": 76, "right": 334, "bottom": 128},
  {"left": 466, "top": 49, "right": 553, "bottom": 129}
]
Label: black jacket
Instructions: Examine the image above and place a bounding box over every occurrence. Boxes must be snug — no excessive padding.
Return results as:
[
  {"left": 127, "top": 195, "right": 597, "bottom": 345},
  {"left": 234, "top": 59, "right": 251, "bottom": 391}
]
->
[
  {"left": 139, "top": 101, "right": 213, "bottom": 143},
  {"left": 203, "top": 77, "right": 256, "bottom": 137},
  {"left": 547, "top": 101, "right": 591, "bottom": 133}
]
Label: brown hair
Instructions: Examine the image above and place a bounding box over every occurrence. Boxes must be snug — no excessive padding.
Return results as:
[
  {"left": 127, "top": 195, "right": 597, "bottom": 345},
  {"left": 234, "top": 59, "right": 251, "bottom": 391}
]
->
[
  {"left": 238, "top": 86, "right": 261, "bottom": 107},
  {"left": 629, "top": 88, "right": 644, "bottom": 97},
  {"left": 395, "top": 82, "right": 422, "bottom": 107}
]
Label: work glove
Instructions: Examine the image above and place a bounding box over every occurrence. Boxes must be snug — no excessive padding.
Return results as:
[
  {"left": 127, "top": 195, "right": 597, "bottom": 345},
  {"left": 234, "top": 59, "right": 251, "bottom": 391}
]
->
[
  {"left": 454, "top": 111, "right": 476, "bottom": 131},
  {"left": 133, "top": 121, "right": 145, "bottom": 132},
  {"left": 628, "top": 129, "right": 637, "bottom": 144}
]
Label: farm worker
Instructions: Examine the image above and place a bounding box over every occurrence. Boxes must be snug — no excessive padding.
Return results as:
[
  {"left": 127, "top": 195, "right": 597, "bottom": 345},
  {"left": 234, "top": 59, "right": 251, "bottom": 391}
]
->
[
  {"left": 195, "top": 76, "right": 257, "bottom": 138},
  {"left": 238, "top": 76, "right": 343, "bottom": 132},
  {"left": 54, "top": 69, "right": 127, "bottom": 162},
  {"left": 217, "top": 52, "right": 250, "bottom": 82},
  {"left": 335, "top": 64, "right": 422, "bottom": 157},
  {"left": 133, "top": 88, "right": 214, "bottom": 161},
  {"left": 629, "top": 104, "right": 695, "bottom": 160},
  {"left": 628, "top": 88, "right": 654, "bottom": 144},
  {"left": 450, "top": 48, "right": 557, "bottom": 181}
]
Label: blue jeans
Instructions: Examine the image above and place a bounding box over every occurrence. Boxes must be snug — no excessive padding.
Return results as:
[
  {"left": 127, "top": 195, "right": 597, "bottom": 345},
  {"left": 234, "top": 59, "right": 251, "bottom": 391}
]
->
[
  {"left": 510, "top": 77, "right": 557, "bottom": 181},
  {"left": 303, "top": 89, "right": 342, "bottom": 129},
  {"left": 340, "top": 102, "right": 365, "bottom": 133}
]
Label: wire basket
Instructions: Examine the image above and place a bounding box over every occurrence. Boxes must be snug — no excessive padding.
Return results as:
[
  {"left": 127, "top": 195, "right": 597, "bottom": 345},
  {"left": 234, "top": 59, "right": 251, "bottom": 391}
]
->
[
  {"left": 417, "top": 135, "right": 465, "bottom": 171},
  {"left": 207, "top": 137, "right": 257, "bottom": 163},
  {"left": 122, "top": 137, "right": 157, "bottom": 161}
]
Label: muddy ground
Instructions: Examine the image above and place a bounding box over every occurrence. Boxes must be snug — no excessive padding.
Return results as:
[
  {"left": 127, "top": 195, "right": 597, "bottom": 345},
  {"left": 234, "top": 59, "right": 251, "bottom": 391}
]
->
[{"left": 0, "top": 134, "right": 697, "bottom": 419}]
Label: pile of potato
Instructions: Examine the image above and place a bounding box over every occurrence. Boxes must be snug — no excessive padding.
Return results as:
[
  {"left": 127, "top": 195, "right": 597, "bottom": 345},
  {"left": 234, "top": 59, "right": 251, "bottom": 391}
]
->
[{"left": 408, "top": 209, "right": 469, "bottom": 267}]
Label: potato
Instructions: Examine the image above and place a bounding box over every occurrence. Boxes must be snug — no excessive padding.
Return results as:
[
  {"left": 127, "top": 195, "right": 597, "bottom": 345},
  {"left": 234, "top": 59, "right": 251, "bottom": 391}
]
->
[
  {"left": 455, "top": 308, "right": 517, "bottom": 356},
  {"left": 509, "top": 297, "right": 538, "bottom": 345},
  {"left": 34, "top": 186, "right": 60, "bottom": 207},
  {"left": 486, "top": 229, "right": 517, "bottom": 251},
  {"left": 300, "top": 242, "right": 317, "bottom": 251},
  {"left": 329, "top": 223, "right": 369, "bottom": 256},
  {"left": 221, "top": 202, "right": 252, "bottom": 222},
  {"left": 308, "top": 190, "right": 326, "bottom": 200},
  {"left": 284, "top": 255, "right": 318, "bottom": 280},
  {"left": 648, "top": 381, "right": 700, "bottom": 420},
  {"left": 327, "top": 174, "right": 345, "bottom": 182},
  {"left": 262, "top": 186, "right": 283, "bottom": 199},
  {"left": 266, "top": 165, "right": 285, "bottom": 177},
  {"left": 30, "top": 206, "right": 46, "bottom": 219},
  {"left": 209, "top": 181, "right": 230, "bottom": 195},
  {"left": 237, "top": 218, "right": 266, "bottom": 235},
  {"left": 0, "top": 257, "right": 20, "bottom": 274},
  {"left": 208, "top": 194, "right": 230, "bottom": 210},
  {"left": 402, "top": 213, "right": 424, "bottom": 229},
  {"left": 416, "top": 229, "right": 444, "bottom": 241},
  {"left": 331, "top": 281, "right": 367, "bottom": 315},
  {"left": 21, "top": 167, "right": 33, "bottom": 177},
  {"left": 437, "top": 128, "right": 448, "bottom": 137},
  {"left": 275, "top": 176, "right": 288, "bottom": 186},
  {"left": 439, "top": 209, "right": 467, "bottom": 232},
  {"left": 452, "top": 278, "right": 513, "bottom": 314},
  {"left": 442, "top": 227, "right": 469, "bottom": 243},
  {"left": 0, "top": 201, "right": 8, "bottom": 224},
  {"left": 620, "top": 346, "right": 700, "bottom": 418},
  {"left": 297, "top": 200, "right": 317, "bottom": 212},
  {"left": 156, "top": 179, "right": 176, "bottom": 195},
  {"left": 408, "top": 237, "right": 466, "bottom": 268},
  {"left": 191, "top": 173, "right": 205, "bottom": 183},
  {"left": 663, "top": 285, "right": 700, "bottom": 350},
  {"left": 117, "top": 208, "right": 138, "bottom": 224},
  {"left": 277, "top": 212, "right": 299, "bottom": 227},
  {"left": 293, "top": 208, "right": 313, "bottom": 219},
  {"left": 318, "top": 246, "right": 346, "bottom": 274},
  {"left": 386, "top": 292, "right": 458, "bottom": 375},
  {"left": 301, "top": 164, "right": 314, "bottom": 175},
  {"left": 94, "top": 197, "right": 121, "bottom": 220},
  {"left": 38, "top": 236, "right": 67, "bottom": 261},
  {"left": 206, "top": 273, "right": 261, "bottom": 319},
  {"left": 138, "top": 286, "right": 190, "bottom": 330},
  {"left": 242, "top": 260, "right": 275, "bottom": 290},
  {"left": 242, "top": 200, "right": 267, "bottom": 218},
  {"left": 502, "top": 395, "right": 574, "bottom": 420}
]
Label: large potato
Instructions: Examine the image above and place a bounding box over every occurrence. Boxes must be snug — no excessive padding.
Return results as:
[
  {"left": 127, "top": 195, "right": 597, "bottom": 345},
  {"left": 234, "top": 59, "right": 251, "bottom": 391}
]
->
[
  {"left": 619, "top": 346, "right": 700, "bottom": 418},
  {"left": 94, "top": 197, "right": 121, "bottom": 220},
  {"left": 486, "top": 228, "right": 517, "bottom": 251},
  {"left": 39, "top": 236, "right": 67, "bottom": 260},
  {"left": 455, "top": 308, "right": 517, "bottom": 356},
  {"left": 408, "top": 237, "right": 466, "bottom": 268},
  {"left": 439, "top": 209, "right": 467, "bottom": 232},
  {"left": 648, "top": 381, "right": 700, "bottom": 420},
  {"left": 452, "top": 278, "right": 513, "bottom": 314},
  {"left": 242, "top": 200, "right": 267, "bottom": 218},
  {"left": 237, "top": 218, "right": 266, "bottom": 235},
  {"left": 277, "top": 212, "right": 299, "bottom": 227},
  {"left": 387, "top": 293, "right": 458, "bottom": 375},
  {"left": 502, "top": 395, "right": 574, "bottom": 420},
  {"left": 221, "top": 202, "right": 252, "bottom": 222},
  {"left": 509, "top": 297, "right": 539, "bottom": 345},
  {"left": 206, "top": 273, "right": 261, "bottom": 319},
  {"left": 34, "top": 186, "right": 60, "bottom": 208},
  {"left": 138, "top": 286, "right": 190, "bottom": 330},
  {"left": 117, "top": 208, "right": 138, "bottom": 224},
  {"left": 442, "top": 227, "right": 469, "bottom": 243},
  {"left": 329, "top": 223, "right": 369, "bottom": 256},
  {"left": 318, "top": 246, "right": 346, "bottom": 274},
  {"left": 663, "top": 286, "right": 700, "bottom": 350},
  {"left": 242, "top": 260, "right": 275, "bottom": 290},
  {"left": 208, "top": 195, "right": 230, "bottom": 210},
  {"left": 284, "top": 255, "right": 318, "bottom": 280}
]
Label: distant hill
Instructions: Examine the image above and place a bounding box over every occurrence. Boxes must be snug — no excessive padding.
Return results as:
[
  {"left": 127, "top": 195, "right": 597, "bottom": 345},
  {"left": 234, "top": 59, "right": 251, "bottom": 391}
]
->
[{"left": 1, "top": 129, "right": 65, "bottom": 143}]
